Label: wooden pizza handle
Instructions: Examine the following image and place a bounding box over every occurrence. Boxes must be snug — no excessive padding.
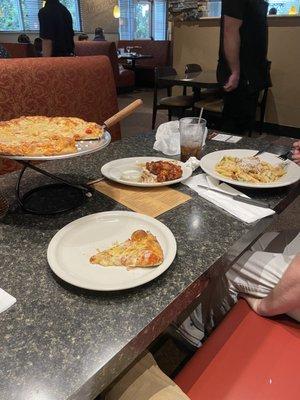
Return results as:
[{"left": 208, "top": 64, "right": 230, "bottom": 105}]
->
[{"left": 103, "top": 99, "right": 143, "bottom": 129}]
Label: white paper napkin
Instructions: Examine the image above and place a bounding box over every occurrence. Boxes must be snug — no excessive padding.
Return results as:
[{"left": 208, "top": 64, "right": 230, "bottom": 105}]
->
[
  {"left": 184, "top": 156, "right": 201, "bottom": 171},
  {"left": 0, "top": 288, "right": 16, "bottom": 314},
  {"left": 154, "top": 121, "right": 208, "bottom": 156},
  {"left": 212, "top": 133, "right": 242, "bottom": 143},
  {"left": 182, "top": 174, "right": 275, "bottom": 223}
]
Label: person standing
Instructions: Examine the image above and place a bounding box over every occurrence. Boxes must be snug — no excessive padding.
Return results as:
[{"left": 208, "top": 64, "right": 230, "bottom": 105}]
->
[
  {"left": 218, "top": 0, "right": 269, "bottom": 134},
  {"left": 38, "top": 0, "right": 75, "bottom": 57}
]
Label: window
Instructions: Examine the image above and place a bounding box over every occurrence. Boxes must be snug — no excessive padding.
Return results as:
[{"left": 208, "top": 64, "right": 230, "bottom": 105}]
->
[
  {"left": 119, "top": 0, "right": 167, "bottom": 40},
  {"left": 0, "top": 0, "right": 82, "bottom": 32},
  {"left": 202, "top": 0, "right": 300, "bottom": 17},
  {"left": 60, "top": 0, "right": 81, "bottom": 31},
  {"left": 134, "top": 1, "right": 151, "bottom": 39},
  {"left": 267, "top": 0, "right": 300, "bottom": 15}
]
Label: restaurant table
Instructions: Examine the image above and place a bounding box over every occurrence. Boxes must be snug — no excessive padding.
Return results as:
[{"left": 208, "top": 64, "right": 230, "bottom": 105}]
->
[
  {"left": 0, "top": 133, "right": 299, "bottom": 400},
  {"left": 158, "top": 71, "right": 219, "bottom": 90},
  {"left": 118, "top": 53, "right": 153, "bottom": 69}
]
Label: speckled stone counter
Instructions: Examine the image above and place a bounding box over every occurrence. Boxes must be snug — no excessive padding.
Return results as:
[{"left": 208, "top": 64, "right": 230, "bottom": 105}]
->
[{"left": 0, "top": 134, "right": 298, "bottom": 400}]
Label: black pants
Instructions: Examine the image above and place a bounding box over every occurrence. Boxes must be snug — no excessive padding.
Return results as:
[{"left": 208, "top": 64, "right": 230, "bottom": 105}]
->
[{"left": 222, "top": 85, "right": 260, "bottom": 135}]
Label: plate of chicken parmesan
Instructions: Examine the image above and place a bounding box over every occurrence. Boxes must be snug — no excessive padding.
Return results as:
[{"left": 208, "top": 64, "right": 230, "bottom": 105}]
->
[
  {"left": 101, "top": 157, "right": 193, "bottom": 187},
  {"left": 47, "top": 211, "right": 177, "bottom": 291}
]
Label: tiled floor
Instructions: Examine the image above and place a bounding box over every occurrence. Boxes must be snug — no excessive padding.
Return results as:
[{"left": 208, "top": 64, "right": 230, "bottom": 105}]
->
[{"left": 118, "top": 88, "right": 168, "bottom": 138}]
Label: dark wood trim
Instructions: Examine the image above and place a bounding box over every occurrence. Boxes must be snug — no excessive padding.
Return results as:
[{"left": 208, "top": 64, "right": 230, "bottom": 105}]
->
[
  {"left": 256, "top": 122, "right": 300, "bottom": 139},
  {"left": 203, "top": 111, "right": 300, "bottom": 139}
]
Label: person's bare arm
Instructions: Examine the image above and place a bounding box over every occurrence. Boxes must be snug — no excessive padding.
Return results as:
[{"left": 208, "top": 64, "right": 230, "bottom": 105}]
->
[
  {"left": 42, "top": 39, "right": 52, "bottom": 57},
  {"left": 223, "top": 15, "right": 242, "bottom": 92},
  {"left": 245, "top": 254, "right": 300, "bottom": 317},
  {"left": 292, "top": 140, "right": 300, "bottom": 165}
]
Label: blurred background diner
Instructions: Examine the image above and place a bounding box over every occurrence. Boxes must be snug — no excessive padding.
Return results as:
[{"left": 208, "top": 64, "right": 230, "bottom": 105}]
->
[
  {"left": 1, "top": 0, "right": 300, "bottom": 140},
  {"left": 0, "top": 1, "right": 299, "bottom": 399}
]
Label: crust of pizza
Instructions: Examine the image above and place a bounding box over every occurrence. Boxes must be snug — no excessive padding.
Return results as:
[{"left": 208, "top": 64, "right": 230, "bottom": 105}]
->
[
  {"left": 0, "top": 116, "right": 103, "bottom": 156},
  {"left": 0, "top": 137, "right": 76, "bottom": 156},
  {"left": 90, "top": 230, "right": 164, "bottom": 268}
]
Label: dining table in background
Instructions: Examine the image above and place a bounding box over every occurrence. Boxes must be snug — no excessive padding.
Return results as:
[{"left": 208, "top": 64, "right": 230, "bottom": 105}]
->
[
  {"left": 0, "top": 133, "right": 299, "bottom": 400},
  {"left": 118, "top": 53, "right": 153, "bottom": 70},
  {"left": 159, "top": 70, "right": 220, "bottom": 100}
]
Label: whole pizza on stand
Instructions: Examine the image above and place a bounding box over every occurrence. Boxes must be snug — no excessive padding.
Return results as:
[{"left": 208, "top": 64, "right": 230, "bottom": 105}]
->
[{"left": 0, "top": 116, "right": 104, "bottom": 156}]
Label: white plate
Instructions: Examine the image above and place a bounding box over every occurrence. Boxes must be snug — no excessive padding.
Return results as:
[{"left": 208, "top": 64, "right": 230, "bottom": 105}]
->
[
  {"left": 200, "top": 149, "right": 300, "bottom": 188},
  {"left": 101, "top": 157, "right": 192, "bottom": 187},
  {"left": 47, "top": 211, "right": 177, "bottom": 291}
]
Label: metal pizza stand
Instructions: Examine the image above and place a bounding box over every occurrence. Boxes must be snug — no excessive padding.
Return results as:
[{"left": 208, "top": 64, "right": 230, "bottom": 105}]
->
[{"left": 1, "top": 100, "right": 142, "bottom": 215}]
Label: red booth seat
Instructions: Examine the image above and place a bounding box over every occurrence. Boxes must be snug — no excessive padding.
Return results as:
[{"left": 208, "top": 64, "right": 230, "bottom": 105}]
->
[
  {"left": 175, "top": 299, "right": 300, "bottom": 400},
  {"left": 0, "top": 43, "right": 35, "bottom": 58},
  {"left": 75, "top": 41, "right": 135, "bottom": 91},
  {"left": 0, "top": 55, "right": 120, "bottom": 174}
]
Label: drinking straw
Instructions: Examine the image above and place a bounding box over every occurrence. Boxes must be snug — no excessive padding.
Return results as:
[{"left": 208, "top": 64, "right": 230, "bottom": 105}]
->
[{"left": 198, "top": 107, "right": 204, "bottom": 125}]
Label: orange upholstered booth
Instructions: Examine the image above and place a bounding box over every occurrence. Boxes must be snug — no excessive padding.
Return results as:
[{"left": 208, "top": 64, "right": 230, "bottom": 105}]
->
[
  {"left": 0, "top": 55, "right": 120, "bottom": 174},
  {"left": 75, "top": 41, "right": 135, "bottom": 91},
  {"left": 0, "top": 43, "right": 35, "bottom": 58},
  {"left": 175, "top": 299, "right": 300, "bottom": 400}
]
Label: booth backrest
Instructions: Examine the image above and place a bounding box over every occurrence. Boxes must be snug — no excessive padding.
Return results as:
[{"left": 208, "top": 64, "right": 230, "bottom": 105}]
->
[
  {"left": 117, "top": 40, "right": 172, "bottom": 68},
  {"left": 0, "top": 43, "right": 35, "bottom": 58},
  {"left": 0, "top": 56, "right": 120, "bottom": 175},
  {"left": 75, "top": 41, "right": 119, "bottom": 84}
]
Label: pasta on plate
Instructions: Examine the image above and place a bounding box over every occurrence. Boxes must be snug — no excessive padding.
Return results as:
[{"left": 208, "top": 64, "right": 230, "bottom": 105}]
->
[{"left": 215, "top": 156, "right": 286, "bottom": 183}]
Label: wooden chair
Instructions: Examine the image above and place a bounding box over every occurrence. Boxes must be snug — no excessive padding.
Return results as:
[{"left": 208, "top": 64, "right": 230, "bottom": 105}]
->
[
  {"left": 194, "top": 97, "right": 224, "bottom": 114},
  {"left": 184, "top": 63, "right": 221, "bottom": 99},
  {"left": 152, "top": 66, "right": 194, "bottom": 130},
  {"left": 194, "top": 61, "right": 272, "bottom": 135},
  {"left": 183, "top": 64, "right": 202, "bottom": 96}
]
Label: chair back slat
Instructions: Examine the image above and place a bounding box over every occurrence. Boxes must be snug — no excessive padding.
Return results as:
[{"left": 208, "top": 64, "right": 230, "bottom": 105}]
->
[
  {"left": 154, "top": 66, "right": 177, "bottom": 91},
  {"left": 185, "top": 63, "right": 202, "bottom": 74}
]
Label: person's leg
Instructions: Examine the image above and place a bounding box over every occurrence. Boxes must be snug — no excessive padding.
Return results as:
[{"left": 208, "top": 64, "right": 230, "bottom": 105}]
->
[
  {"left": 176, "top": 274, "right": 235, "bottom": 346},
  {"left": 249, "top": 230, "right": 300, "bottom": 255},
  {"left": 222, "top": 85, "right": 259, "bottom": 135},
  {"left": 227, "top": 251, "right": 295, "bottom": 299},
  {"left": 227, "top": 231, "right": 300, "bottom": 298},
  {"left": 221, "top": 89, "right": 241, "bottom": 134},
  {"left": 177, "top": 231, "right": 300, "bottom": 345}
]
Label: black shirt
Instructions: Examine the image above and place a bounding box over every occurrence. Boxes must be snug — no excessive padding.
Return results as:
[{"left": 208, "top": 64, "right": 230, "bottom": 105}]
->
[
  {"left": 218, "top": 0, "right": 268, "bottom": 91},
  {"left": 38, "top": 0, "right": 74, "bottom": 57}
]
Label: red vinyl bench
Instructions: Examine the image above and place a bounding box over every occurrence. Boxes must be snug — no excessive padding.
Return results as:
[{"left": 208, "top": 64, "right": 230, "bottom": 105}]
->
[{"left": 175, "top": 299, "right": 300, "bottom": 400}]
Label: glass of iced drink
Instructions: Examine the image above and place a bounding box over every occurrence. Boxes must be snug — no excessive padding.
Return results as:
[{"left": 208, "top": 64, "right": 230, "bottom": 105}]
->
[{"left": 179, "top": 117, "right": 207, "bottom": 162}]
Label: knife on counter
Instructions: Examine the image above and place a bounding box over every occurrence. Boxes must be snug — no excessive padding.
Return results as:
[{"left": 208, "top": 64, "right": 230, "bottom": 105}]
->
[{"left": 197, "top": 185, "right": 270, "bottom": 208}]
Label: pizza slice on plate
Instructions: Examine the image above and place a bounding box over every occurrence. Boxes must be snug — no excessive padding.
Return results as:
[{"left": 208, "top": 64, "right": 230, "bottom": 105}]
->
[{"left": 90, "top": 230, "right": 164, "bottom": 268}]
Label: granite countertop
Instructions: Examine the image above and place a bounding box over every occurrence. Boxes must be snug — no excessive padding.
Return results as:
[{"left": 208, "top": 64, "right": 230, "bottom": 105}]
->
[{"left": 0, "top": 134, "right": 298, "bottom": 400}]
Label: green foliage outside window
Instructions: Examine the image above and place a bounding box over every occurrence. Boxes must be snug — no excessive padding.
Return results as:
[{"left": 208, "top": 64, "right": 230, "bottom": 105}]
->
[
  {"left": 0, "top": 0, "right": 22, "bottom": 31},
  {"left": 60, "top": 0, "right": 81, "bottom": 31},
  {"left": 0, "top": 0, "right": 81, "bottom": 32},
  {"left": 134, "top": 3, "right": 150, "bottom": 39}
]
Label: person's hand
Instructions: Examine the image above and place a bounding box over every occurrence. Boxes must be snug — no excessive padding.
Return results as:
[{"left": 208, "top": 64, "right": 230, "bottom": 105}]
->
[
  {"left": 292, "top": 140, "right": 300, "bottom": 165},
  {"left": 224, "top": 71, "right": 240, "bottom": 92},
  {"left": 242, "top": 295, "right": 265, "bottom": 316}
]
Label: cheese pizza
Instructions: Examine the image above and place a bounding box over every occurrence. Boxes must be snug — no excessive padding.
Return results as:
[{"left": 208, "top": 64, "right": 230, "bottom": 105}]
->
[
  {"left": 90, "top": 230, "right": 164, "bottom": 268},
  {"left": 0, "top": 116, "right": 103, "bottom": 156}
]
